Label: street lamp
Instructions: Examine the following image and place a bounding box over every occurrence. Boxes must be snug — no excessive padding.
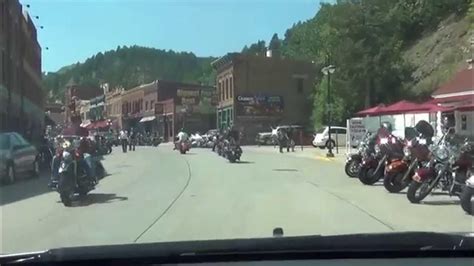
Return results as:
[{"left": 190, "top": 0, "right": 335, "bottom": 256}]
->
[{"left": 321, "top": 62, "right": 336, "bottom": 158}]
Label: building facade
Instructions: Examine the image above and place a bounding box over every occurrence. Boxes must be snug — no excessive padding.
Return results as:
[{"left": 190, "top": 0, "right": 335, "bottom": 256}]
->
[
  {"left": 211, "top": 53, "right": 317, "bottom": 144},
  {"left": 155, "top": 80, "right": 216, "bottom": 142},
  {"left": 64, "top": 80, "right": 102, "bottom": 126},
  {"left": 121, "top": 83, "right": 146, "bottom": 130},
  {"left": 0, "top": 0, "right": 43, "bottom": 142},
  {"left": 105, "top": 87, "right": 124, "bottom": 130}
]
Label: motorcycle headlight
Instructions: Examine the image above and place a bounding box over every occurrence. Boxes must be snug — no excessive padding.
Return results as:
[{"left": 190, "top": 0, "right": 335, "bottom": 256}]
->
[
  {"left": 419, "top": 139, "right": 427, "bottom": 145},
  {"left": 403, "top": 146, "right": 411, "bottom": 157},
  {"left": 374, "top": 144, "right": 381, "bottom": 154},
  {"left": 62, "top": 151, "right": 73, "bottom": 163},
  {"left": 380, "top": 138, "right": 389, "bottom": 145},
  {"left": 434, "top": 146, "right": 449, "bottom": 161}
]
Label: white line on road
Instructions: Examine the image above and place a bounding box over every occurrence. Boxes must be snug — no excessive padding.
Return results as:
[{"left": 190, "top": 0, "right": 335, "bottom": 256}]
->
[{"left": 133, "top": 156, "right": 193, "bottom": 243}]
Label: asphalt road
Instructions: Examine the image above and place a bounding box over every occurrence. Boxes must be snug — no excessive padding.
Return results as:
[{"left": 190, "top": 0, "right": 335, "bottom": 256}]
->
[{"left": 1, "top": 144, "right": 472, "bottom": 254}]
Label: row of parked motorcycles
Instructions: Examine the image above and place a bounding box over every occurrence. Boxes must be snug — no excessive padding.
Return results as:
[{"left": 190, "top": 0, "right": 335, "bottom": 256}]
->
[{"left": 344, "top": 120, "right": 474, "bottom": 215}]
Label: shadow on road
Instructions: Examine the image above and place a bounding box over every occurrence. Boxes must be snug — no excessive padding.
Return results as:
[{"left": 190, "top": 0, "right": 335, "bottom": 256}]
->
[
  {"left": 237, "top": 161, "right": 254, "bottom": 164},
  {"left": 423, "top": 199, "right": 460, "bottom": 206},
  {"left": 75, "top": 193, "right": 128, "bottom": 207},
  {"left": 0, "top": 170, "right": 52, "bottom": 206}
]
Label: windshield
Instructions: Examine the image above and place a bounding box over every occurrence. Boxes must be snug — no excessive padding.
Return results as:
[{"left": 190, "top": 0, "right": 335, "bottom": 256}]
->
[
  {"left": 0, "top": 134, "right": 10, "bottom": 150},
  {"left": 316, "top": 127, "right": 326, "bottom": 134},
  {"left": 1, "top": 0, "right": 473, "bottom": 257}
]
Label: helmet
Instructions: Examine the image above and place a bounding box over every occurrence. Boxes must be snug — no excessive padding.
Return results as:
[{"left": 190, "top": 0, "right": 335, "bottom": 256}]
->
[{"left": 381, "top": 122, "right": 393, "bottom": 132}]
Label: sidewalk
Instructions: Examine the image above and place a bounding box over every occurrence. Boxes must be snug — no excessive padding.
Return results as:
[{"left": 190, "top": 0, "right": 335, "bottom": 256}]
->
[{"left": 243, "top": 145, "right": 348, "bottom": 164}]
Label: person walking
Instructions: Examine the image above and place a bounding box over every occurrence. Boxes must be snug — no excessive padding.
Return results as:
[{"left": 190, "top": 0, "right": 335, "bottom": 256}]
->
[
  {"left": 128, "top": 128, "right": 136, "bottom": 151},
  {"left": 119, "top": 130, "right": 128, "bottom": 153}
]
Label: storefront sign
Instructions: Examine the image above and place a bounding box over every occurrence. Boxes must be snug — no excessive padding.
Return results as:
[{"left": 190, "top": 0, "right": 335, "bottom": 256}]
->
[
  {"left": 348, "top": 118, "right": 366, "bottom": 146},
  {"left": 236, "top": 95, "right": 283, "bottom": 116}
]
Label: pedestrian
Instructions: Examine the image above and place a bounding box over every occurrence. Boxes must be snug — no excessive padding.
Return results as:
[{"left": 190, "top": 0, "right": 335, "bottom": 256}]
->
[
  {"left": 119, "top": 129, "right": 128, "bottom": 153},
  {"left": 128, "top": 128, "right": 136, "bottom": 151}
]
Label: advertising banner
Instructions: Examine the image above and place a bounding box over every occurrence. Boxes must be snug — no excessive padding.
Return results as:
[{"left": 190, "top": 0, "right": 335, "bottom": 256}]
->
[{"left": 236, "top": 95, "right": 283, "bottom": 116}]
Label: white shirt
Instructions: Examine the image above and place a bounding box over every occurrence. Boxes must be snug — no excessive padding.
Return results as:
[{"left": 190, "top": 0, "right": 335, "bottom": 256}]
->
[
  {"left": 177, "top": 131, "right": 189, "bottom": 142},
  {"left": 119, "top": 131, "right": 128, "bottom": 140}
]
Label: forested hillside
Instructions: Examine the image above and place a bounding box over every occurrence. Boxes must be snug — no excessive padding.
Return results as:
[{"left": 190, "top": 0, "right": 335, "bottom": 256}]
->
[
  {"left": 43, "top": 46, "right": 216, "bottom": 102},
  {"left": 243, "top": 0, "right": 472, "bottom": 127}
]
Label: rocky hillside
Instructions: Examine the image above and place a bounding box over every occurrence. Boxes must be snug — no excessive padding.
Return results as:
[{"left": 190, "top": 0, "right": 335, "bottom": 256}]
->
[{"left": 404, "top": 14, "right": 472, "bottom": 97}]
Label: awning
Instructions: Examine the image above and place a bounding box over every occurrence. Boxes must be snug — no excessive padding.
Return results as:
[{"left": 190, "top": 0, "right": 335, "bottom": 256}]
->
[
  {"left": 139, "top": 116, "right": 156, "bottom": 123},
  {"left": 356, "top": 104, "right": 386, "bottom": 116}
]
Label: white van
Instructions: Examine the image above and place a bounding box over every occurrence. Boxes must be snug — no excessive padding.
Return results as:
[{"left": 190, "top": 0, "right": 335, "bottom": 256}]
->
[{"left": 312, "top": 126, "right": 347, "bottom": 149}]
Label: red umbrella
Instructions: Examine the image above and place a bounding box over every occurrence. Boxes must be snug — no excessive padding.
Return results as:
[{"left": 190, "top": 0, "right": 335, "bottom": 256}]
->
[{"left": 356, "top": 104, "right": 386, "bottom": 116}]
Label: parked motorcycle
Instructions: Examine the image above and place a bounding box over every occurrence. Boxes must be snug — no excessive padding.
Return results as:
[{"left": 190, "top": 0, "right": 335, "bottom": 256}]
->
[
  {"left": 345, "top": 132, "right": 373, "bottom": 178},
  {"left": 52, "top": 139, "right": 99, "bottom": 207},
  {"left": 460, "top": 170, "right": 474, "bottom": 215},
  {"left": 358, "top": 128, "right": 404, "bottom": 185},
  {"left": 407, "top": 129, "right": 473, "bottom": 204},
  {"left": 152, "top": 136, "right": 162, "bottom": 147},
  {"left": 223, "top": 139, "right": 242, "bottom": 163},
  {"left": 383, "top": 122, "right": 433, "bottom": 193}
]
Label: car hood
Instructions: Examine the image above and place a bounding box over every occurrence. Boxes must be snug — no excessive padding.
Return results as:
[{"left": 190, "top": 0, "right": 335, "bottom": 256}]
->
[{"left": 1, "top": 232, "right": 473, "bottom": 264}]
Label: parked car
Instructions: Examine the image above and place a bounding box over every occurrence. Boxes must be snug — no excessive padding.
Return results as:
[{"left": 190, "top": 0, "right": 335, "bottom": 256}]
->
[
  {"left": 0, "top": 132, "right": 40, "bottom": 185},
  {"left": 312, "top": 126, "right": 347, "bottom": 149},
  {"left": 255, "top": 132, "right": 274, "bottom": 146}
]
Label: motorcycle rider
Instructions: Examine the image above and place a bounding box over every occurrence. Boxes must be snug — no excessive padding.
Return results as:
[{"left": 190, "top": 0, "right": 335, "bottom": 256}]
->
[
  {"left": 174, "top": 128, "right": 189, "bottom": 150},
  {"left": 49, "top": 115, "right": 96, "bottom": 187}
]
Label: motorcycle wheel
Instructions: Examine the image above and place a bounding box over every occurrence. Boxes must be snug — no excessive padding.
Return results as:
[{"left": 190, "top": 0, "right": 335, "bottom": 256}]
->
[
  {"left": 383, "top": 172, "right": 410, "bottom": 193},
  {"left": 344, "top": 160, "right": 360, "bottom": 178},
  {"left": 358, "top": 166, "right": 382, "bottom": 185},
  {"left": 180, "top": 148, "right": 186, "bottom": 154},
  {"left": 58, "top": 174, "right": 74, "bottom": 207},
  {"left": 407, "top": 180, "right": 434, "bottom": 203},
  {"left": 228, "top": 153, "right": 236, "bottom": 163},
  {"left": 460, "top": 187, "right": 473, "bottom": 215}
]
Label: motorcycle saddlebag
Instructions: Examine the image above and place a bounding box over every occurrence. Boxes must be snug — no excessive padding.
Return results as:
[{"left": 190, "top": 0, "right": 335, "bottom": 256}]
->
[
  {"left": 413, "top": 167, "right": 435, "bottom": 182},
  {"left": 386, "top": 159, "right": 407, "bottom": 173}
]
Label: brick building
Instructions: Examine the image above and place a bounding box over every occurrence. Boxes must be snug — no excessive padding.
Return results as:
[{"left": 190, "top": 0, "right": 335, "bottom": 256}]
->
[
  {"left": 105, "top": 87, "right": 124, "bottom": 129},
  {"left": 63, "top": 79, "right": 102, "bottom": 126},
  {"left": 154, "top": 80, "right": 216, "bottom": 142},
  {"left": 121, "top": 83, "right": 146, "bottom": 130},
  {"left": 211, "top": 52, "right": 317, "bottom": 144},
  {"left": 0, "top": 0, "right": 43, "bottom": 142}
]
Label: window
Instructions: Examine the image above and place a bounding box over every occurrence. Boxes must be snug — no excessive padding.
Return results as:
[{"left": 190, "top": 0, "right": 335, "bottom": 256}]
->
[
  {"left": 224, "top": 79, "right": 228, "bottom": 100},
  {"left": 296, "top": 78, "right": 304, "bottom": 93},
  {"left": 12, "top": 133, "right": 29, "bottom": 146},
  {"left": 220, "top": 81, "right": 224, "bottom": 101},
  {"left": 0, "top": 134, "right": 11, "bottom": 149},
  {"left": 150, "top": 100, "right": 155, "bottom": 109},
  {"left": 329, "top": 128, "right": 338, "bottom": 134},
  {"left": 461, "top": 115, "right": 467, "bottom": 130},
  {"left": 230, "top": 77, "right": 233, "bottom": 98},
  {"left": 145, "top": 101, "right": 148, "bottom": 110}
]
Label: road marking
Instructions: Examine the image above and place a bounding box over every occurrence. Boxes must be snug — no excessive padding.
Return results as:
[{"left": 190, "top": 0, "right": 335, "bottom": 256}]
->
[{"left": 314, "top": 155, "right": 333, "bottom": 162}]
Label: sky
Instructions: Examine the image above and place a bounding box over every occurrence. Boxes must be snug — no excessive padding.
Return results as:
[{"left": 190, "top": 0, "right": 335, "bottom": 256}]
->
[{"left": 20, "top": 0, "right": 321, "bottom": 73}]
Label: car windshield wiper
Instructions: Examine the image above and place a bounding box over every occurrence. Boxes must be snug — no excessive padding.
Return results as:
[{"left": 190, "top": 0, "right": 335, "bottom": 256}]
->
[{"left": 1, "top": 232, "right": 473, "bottom": 264}]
